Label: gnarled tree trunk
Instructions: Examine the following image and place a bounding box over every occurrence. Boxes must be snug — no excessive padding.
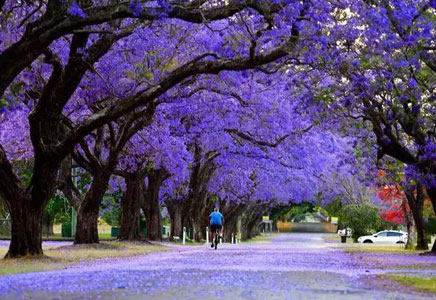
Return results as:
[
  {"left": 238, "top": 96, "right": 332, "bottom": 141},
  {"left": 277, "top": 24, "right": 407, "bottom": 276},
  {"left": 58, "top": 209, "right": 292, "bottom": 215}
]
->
[
  {"left": 5, "top": 198, "right": 44, "bottom": 258},
  {"left": 4, "top": 164, "right": 59, "bottom": 258},
  {"left": 1, "top": 144, "right": 61, "bottom": 258}
]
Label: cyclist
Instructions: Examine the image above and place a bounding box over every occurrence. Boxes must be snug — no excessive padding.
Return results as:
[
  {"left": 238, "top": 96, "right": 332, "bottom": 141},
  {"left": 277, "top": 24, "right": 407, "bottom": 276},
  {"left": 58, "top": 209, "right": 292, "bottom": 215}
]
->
[{"left": 209, "top": 208, "right": 224, "bottom": 248}]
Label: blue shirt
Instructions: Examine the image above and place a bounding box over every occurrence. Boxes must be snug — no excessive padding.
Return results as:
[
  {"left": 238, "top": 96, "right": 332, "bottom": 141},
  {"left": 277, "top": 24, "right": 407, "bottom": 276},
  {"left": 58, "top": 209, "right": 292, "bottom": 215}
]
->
[{"left": 209, "top": 212, "right": 223, "bottom": 226}]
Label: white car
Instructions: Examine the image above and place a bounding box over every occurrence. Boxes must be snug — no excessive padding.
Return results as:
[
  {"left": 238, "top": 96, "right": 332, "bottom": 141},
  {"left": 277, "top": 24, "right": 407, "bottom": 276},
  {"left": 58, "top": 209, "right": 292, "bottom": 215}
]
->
[{"left": 357, "top": 230, "right": 408, "bottom": 244}]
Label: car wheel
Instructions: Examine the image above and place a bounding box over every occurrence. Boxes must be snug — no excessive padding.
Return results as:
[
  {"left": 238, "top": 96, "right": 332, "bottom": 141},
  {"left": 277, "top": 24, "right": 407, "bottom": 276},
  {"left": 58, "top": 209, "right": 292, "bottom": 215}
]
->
[{"left": 363, "top": 240, "right": 373, "bottom": 243}]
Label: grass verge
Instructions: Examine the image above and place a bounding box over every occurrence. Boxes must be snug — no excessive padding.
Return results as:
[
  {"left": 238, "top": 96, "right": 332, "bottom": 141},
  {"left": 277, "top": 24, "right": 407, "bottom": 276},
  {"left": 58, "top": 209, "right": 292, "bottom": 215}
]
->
[
  {"left": 344, "top": 245, "right": 425, "bottom": 254},
  {"left": 381, "top": 264, "right": 436, "bottom": 270},
  {"left": 0, "top": 241, "right": 168, "bottom": 276},
  {"left": 177, "top": 240, "right": 204, "bottom": 246},
  {"left": 243, "top": 233, "right": 279, "bottom": 244},
  {"left": 1, "top": 234, "right": 115, "bottom": 241},
  {"left": 46, "top": 233, "right": 113, "bottom": 240},
  {"left": 387, "top": 275, "right": 436, "bottom": 293},
  {"left": 324, "top": 235, "right": 352, "bottom": 243}
]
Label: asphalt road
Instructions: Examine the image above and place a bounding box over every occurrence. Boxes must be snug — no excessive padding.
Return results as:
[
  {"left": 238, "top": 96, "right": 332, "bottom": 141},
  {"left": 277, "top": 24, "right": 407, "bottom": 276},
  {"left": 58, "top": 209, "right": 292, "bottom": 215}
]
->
[{"left": 0, "top": 233, "right": 435, "bottom": 300}]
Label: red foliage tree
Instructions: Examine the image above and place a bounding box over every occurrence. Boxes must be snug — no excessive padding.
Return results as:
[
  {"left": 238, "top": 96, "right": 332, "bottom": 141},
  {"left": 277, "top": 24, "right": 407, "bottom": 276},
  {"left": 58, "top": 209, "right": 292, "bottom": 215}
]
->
[{"left": 377, "top": 184, "right": 407, "bottom": 225}]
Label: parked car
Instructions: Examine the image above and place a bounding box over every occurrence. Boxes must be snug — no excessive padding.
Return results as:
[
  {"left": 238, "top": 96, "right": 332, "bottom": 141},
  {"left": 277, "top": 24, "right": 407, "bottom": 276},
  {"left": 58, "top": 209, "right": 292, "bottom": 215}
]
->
[{"left": 357, "top": 230, "right": 408, "bottom": 244}]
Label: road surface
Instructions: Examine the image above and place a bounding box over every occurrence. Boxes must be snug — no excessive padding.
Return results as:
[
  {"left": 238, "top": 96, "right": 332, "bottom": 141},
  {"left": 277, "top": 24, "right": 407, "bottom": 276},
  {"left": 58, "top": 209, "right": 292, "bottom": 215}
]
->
[{"left": 0, "top": 233, "right": 435, "bottom": 299}]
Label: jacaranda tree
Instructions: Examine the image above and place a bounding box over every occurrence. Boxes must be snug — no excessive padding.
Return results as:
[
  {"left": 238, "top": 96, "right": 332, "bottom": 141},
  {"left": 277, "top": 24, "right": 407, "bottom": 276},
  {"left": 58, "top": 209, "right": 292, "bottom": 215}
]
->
[{"left": 0, "top": 0, "right": 320, "bottom": 257}]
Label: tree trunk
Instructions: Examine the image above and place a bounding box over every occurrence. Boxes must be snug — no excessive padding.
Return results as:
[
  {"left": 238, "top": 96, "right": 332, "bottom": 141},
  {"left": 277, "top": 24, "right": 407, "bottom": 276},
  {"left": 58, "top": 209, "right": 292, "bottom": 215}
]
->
[
  {"left": 166, "top": 199, "right": 183, "bottom": 239},
  {"left": 184, "top": 143, "right": 218, "bottom": 242},
  {"left": 172, "top": 205, "right": 182, "bottom": 238},
  {"left": 402, "top": 198, "right": 416, "bottom": 249},
  {"left": 414, "top": 207, "right": 428, "bottom": 250},
  {"left": 42, "top": 212, "right": 54, "bottom": 237},
  {"left": 74, "top": 208, "right": 99, "bottom": 244},
  {"left": 119, "top": 175, "right": 144, "bottom": 241},
  {"left": 145, "top": 169, "right": 168, "bottom": 241},
  {"left": 192, "top": 216, "right": 204, "bottom": 242},
  {"left": 57, "top": 155, "right": 82, "bottom": 210},
  {"left": 74, "top": 173, "right": 111, "bottom": 244},
  {"left": 241, "top": 202, "right": 268, "bottom": 240},
  {"left": 223, "top": 218, "right": 237, "bottom": 242},
  {"left": 1, "top": 141, "right": 61, "bottom": 258},
  {"left": 5, "top": 199, "right": 44, "bottom": 258},
  {"left": 221, "top": 203, "right": 246, "bottom": 242},
  {"left": 405, "top": 184, "right": 428, "bottom": 250}
]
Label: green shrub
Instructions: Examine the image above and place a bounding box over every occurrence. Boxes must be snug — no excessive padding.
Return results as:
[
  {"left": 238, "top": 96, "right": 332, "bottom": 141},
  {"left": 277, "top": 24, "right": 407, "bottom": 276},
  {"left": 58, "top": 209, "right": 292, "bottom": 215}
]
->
[
  {"left": 427, "top": 218, "right": 436, "bottom": 235},
  {"left": 340, "top": 203, "right": 385, "bottom": 242}
]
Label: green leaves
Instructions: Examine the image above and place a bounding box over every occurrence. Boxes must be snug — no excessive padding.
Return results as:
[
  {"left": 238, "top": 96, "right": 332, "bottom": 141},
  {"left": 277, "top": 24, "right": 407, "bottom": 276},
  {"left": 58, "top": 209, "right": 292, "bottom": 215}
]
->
[
  {"left": 45, "top": 195, "right": 72, "bottom": 224},
  {"left": 340, "top": 203, "right": 385, "bottom": 241},
  {"left": 0, "top": 96, "right": 6, "bottom": 108}
]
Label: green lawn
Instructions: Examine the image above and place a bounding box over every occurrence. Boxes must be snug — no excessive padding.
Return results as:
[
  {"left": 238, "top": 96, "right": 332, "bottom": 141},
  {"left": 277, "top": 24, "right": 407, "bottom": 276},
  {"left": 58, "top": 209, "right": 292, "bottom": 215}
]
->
[
  {"left": 0, "top": 241, "right": 168, "bottom": 275},
  {"left": 388, "top": 275, "right": 436, "bottom": 293}
]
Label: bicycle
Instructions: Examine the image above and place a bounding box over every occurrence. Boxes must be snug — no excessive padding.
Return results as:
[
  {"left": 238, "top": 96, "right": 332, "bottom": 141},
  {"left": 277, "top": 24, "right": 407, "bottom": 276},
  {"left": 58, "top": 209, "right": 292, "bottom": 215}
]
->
[{"left": 213, "top": 228, "right": 222, "bottom": 250}]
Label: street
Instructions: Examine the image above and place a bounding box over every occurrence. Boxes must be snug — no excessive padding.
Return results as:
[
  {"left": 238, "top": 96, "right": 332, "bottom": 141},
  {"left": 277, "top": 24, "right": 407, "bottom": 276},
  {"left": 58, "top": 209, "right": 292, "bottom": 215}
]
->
[{"left": 0, "top": 233, "right": 435, "bottom": 299}]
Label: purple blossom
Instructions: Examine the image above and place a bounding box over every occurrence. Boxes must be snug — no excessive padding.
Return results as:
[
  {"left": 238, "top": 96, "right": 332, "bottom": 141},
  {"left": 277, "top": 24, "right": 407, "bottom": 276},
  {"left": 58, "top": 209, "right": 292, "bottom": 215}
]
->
[
  {"left": 68, "top": 2, "right": 87, "bottom": 18},
  {"left": 129, "top": 0, "right": 143, "bottom": 17},
  {"left": 408, "top": 78, "right": 418, "bottom": 89}
]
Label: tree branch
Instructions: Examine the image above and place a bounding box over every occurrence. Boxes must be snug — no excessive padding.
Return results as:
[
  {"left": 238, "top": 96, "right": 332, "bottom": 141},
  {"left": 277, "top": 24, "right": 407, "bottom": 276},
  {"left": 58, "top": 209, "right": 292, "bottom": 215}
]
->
[
  {"left": 225, "top": 124, "right": 313, "bottom": 148},
  {"left": 0, "top": 144, "right": 27, "bottom": 207},
  {"left": 0, "top": 0, "right": 281, "bottom": 98},
  {"left": 61, "top": 27, "right": 301, "bottom": 154},
  {"left": 57, "top": 155, "right": 82, "bottom": 209}
]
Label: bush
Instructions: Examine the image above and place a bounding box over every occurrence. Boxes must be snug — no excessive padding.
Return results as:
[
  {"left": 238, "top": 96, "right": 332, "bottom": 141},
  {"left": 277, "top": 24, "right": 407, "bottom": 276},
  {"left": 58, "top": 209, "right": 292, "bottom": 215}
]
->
[
  {"left": 101, "top": 193, "right": 122, "bottom": 227},
  {"left": 427, "top": 218, "right": 436, "bottom": 236},
  {"left": 340, "top": 203, "right": 385, "bottom": 242},
  {"left": 0, "top": 220, "right": 11, "bottom": 237},
  {"left": 45, "top": 194, "right": 72, "bottom": 224}
]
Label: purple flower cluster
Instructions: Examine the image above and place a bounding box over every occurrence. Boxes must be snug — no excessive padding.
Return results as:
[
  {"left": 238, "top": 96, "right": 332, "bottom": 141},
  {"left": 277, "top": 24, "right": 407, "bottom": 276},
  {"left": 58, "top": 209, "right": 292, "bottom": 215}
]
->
[
  {"left": 128, "top": 1, "right": 143, "bottom": 17},
  {"left": 67, "top": 2, "right": 87, "bottom": 18}
]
